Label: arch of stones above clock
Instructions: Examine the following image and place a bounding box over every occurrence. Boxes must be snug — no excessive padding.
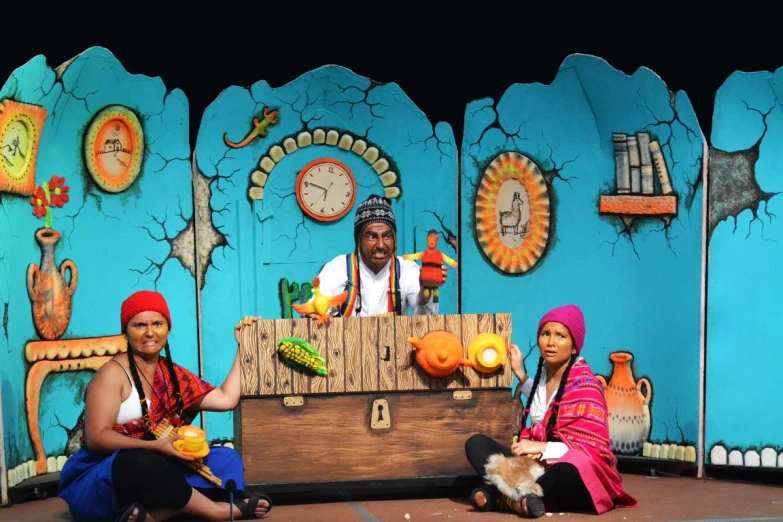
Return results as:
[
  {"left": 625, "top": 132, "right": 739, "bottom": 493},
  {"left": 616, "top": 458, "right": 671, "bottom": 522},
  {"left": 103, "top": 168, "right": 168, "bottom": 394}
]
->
[{"left": 247, "top": 128, "right": 401, "bottom": 201}]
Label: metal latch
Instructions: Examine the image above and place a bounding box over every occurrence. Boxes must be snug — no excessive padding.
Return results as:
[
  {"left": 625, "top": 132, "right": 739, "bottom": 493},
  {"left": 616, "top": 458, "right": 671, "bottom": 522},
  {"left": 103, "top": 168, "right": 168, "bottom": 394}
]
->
[
  {"left": 371, "top": 399, "right": 390, "bottom": 429},
  {"left": 283, "top": 396, "right": 304, "bottom": 407},
  {"left": 453, "top": 390, "right": 472, "bottom": 401}
]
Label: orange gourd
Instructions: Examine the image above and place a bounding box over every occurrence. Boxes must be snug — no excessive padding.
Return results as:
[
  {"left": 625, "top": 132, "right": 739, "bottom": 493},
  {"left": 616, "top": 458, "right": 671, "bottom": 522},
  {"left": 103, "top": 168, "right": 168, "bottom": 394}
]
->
[{"left": 408, "top": 330, "right": 476, "bottom": 377}]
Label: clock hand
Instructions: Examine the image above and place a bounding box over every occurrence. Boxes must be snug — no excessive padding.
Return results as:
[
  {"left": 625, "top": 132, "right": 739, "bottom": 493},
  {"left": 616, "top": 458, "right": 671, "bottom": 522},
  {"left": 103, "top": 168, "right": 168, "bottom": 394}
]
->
[{"left": 309, "top": 183, "right": 328, "bottom": 191}]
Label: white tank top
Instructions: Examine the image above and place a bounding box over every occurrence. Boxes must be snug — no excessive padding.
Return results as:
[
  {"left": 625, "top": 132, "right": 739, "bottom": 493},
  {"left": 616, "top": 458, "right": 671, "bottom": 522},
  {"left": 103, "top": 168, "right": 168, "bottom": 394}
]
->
[{"left": 112, "top": 360, "right": 151, "bottom": 425}]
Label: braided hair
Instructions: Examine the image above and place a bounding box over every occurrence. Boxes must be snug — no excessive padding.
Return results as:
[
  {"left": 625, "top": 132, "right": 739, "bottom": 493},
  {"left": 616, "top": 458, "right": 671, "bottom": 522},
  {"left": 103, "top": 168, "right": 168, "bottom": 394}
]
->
[
  {"left": 519, "top": 353, "right": 578, "bottom": 442},
  {"left": 125, "top": 340, "right": 185, "bottom": 440}
]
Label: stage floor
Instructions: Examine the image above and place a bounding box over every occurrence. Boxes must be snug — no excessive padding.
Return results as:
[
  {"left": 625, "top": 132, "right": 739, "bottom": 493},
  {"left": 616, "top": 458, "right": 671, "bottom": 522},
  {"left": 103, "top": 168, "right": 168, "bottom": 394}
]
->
[{"left": 1, "top": 474, "right": 782, "bottom": 521}]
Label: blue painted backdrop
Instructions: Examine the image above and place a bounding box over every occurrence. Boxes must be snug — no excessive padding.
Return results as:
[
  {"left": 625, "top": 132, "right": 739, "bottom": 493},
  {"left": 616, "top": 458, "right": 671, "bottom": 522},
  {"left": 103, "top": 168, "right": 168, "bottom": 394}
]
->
[
  {"left": 706, "top": 66, "right": 783, "bottom": 462},
  {"left": 194, "top": 65, "right": 459, "bottom": 441},
  {"left": 460, "top": 54, "right": 705, "bottom": 452},
  {"left": 0, "top": 47, "right": 194, "bottom": 474}
]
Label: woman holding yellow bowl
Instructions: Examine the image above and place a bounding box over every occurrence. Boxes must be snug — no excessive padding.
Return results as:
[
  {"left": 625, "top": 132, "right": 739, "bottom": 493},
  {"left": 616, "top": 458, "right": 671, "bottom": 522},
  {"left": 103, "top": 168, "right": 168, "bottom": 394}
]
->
[{"left": 59, "top": 290, "right": 271, "bottom": 521}]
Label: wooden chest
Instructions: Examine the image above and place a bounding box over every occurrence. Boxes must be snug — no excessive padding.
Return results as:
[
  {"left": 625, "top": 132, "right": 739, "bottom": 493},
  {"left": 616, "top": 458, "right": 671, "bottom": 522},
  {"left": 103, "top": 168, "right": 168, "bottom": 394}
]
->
[{"left": 235, "top": 313, "right": 517, "bottom": 492}]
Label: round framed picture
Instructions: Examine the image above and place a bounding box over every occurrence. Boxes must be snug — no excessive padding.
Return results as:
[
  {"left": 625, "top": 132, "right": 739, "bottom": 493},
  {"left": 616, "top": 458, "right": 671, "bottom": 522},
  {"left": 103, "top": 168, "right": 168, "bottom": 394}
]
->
[
  {"left": 84, "top": 105, "right": 144, "bottom": 193},
  {"left": 475, "top": 151, "right": 551, "bottom": 274},
  {"left": 295, "top": 157, "right": 357, "bottom": 222}
]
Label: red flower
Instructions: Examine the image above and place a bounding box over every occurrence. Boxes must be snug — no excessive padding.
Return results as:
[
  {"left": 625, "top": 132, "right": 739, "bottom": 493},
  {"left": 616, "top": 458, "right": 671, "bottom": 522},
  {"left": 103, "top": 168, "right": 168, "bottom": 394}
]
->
[
  {"left": 30, "top": 186, "right": 48, "bottom": 218},
  {"left": 47, "top": 175, "right": 70, "bottom": 208}
]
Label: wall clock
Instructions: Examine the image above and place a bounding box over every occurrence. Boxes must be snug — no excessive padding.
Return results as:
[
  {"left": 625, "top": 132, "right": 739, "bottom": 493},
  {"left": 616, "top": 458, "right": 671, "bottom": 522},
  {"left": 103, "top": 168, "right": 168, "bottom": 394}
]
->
[{"left": 296, "top": 157, "right": 356, "bottom": 222}]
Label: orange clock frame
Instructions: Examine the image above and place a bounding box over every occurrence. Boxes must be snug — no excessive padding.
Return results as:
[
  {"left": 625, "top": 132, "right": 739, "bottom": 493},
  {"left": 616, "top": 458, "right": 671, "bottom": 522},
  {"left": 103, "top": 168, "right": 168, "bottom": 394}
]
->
[{"left": 295, "top": 157, "right": 357, "bottom": 222}]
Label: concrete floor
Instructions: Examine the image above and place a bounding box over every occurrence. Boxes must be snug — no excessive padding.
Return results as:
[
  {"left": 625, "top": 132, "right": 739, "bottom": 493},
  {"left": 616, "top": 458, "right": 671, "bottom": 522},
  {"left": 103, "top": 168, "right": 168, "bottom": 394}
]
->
[{"left": 1, "top": 474, "right": 783, "bottom": 521}]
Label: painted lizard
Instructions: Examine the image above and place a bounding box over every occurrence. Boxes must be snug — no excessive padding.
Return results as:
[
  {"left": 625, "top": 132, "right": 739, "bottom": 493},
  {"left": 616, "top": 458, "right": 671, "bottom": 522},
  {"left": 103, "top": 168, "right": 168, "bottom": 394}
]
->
[{"left": 223, "top": 106, "right": 279, "bottom": 149}]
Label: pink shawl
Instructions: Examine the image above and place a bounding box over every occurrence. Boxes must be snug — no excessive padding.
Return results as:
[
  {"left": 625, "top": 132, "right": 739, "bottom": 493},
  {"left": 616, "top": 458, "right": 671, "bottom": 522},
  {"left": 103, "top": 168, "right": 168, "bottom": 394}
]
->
[{"left": 519, "top": 359, "right": 637, "bottom": 514}]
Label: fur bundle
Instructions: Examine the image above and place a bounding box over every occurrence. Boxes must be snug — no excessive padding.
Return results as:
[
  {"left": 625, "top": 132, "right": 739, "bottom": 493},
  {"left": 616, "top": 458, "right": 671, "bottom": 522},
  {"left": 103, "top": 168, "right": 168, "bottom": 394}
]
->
[{"left": 483, "top": 453, "right": 545, "bottom": 500}]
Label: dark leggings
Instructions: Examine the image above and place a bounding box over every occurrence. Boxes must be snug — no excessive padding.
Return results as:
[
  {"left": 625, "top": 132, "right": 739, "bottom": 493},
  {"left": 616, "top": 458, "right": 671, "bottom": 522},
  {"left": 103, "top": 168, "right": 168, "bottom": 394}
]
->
[
  {"left": 111, "top": 448, "right": 204, "bottom": 511},
  {"left": 465, "top": 434, "right": 595, "bottom": 514}
]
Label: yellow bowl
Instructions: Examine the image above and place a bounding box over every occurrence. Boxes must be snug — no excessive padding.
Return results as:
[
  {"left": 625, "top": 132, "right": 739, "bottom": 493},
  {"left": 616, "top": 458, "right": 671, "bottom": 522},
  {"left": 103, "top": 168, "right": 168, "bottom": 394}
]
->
[{"left": 468, "top": 333, "right": 507, "bottom": 373}]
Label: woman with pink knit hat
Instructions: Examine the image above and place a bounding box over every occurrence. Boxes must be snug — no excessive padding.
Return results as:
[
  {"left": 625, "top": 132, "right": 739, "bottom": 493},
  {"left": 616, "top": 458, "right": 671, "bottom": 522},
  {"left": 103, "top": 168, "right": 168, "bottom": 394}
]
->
[
  {"left": 59, "top": 290, "right": 271, "bottom": 521},
  {"left": 465, "top": 304, "right": 637, "bottom": 518}
]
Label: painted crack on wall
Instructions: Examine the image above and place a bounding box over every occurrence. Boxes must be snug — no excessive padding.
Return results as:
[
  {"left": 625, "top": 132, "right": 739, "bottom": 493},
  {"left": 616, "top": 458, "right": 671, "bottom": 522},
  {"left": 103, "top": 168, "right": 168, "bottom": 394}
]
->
[
  {"left": 708, "top": 102, "right": 780, "bottom": 240},
  {"left": 193, "top": 158, "right": 231, "bottom": 290},
  {"left": 635, "top": 87, "right": 703, "bottom": 213}
]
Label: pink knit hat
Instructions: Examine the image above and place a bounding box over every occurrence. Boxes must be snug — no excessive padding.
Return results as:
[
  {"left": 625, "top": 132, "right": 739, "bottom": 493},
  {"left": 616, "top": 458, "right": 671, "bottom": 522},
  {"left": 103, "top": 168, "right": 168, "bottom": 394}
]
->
[{"left": 537, "top": 304, "right": 586, "bottom": 354}]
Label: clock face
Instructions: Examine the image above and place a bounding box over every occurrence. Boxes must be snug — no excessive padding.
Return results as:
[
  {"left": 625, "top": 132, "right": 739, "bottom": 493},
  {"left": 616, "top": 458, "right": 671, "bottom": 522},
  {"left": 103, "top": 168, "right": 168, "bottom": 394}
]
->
[{"left": 296, "top": 158, "right": 356, "bottom": 221}]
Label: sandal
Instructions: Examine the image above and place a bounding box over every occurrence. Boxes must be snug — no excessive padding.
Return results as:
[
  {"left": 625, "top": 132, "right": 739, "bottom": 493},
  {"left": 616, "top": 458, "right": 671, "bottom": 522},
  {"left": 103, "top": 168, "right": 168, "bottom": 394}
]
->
[
  {"left": 500, "top": 493, "right": 546, "bottom": 518},
  {"left": 233, "top": 494, "right": 273, "bottom": 519},
  {"left": 117, "top": 502, "right": 147, "bottom": 522},
  {"left": 470, "top": 486, "right": 494, "bottom": 512}
]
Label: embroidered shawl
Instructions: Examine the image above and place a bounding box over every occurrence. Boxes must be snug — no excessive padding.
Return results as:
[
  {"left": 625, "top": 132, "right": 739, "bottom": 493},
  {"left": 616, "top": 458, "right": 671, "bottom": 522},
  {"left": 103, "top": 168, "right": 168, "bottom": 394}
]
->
[
  {"left": 83, "top": 357, "right": 216, "bottom": 442},
  {"left": 518, "top": 359, "right": 637, "bottom": 514}
]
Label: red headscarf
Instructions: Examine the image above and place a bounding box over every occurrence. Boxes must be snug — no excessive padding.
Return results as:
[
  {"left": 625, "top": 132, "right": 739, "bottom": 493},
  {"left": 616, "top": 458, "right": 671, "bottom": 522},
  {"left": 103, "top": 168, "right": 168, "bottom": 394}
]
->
[{"left": 120, "top": 290, "right": 173, "bottom": 332}]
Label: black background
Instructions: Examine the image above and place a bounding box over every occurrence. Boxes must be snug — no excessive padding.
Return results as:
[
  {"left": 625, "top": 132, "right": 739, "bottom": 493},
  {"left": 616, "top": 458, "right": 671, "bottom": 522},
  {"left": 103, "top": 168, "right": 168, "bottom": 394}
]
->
[{"left": 1, "top": 4, "right": 777, "bottom": 149}]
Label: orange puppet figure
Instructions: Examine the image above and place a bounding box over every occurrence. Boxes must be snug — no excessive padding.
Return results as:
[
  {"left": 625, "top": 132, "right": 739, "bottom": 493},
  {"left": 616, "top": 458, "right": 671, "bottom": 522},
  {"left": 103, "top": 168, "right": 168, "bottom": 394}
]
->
[{"left": 403, "top": 230, "right": 458, "bottom": 303}]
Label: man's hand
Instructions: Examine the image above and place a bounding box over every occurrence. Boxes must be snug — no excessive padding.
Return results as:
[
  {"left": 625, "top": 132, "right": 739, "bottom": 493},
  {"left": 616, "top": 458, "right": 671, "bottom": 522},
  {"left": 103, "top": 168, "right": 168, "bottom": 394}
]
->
[{"left": 441, "top": 263, "right": 447, "bottom": 283}]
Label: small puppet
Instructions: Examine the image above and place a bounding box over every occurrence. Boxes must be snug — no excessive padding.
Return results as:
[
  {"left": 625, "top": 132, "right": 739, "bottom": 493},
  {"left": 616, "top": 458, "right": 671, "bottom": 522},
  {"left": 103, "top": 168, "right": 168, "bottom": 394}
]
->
[{"left": 403, "top": 229, "right": 457, "bottom": 303}]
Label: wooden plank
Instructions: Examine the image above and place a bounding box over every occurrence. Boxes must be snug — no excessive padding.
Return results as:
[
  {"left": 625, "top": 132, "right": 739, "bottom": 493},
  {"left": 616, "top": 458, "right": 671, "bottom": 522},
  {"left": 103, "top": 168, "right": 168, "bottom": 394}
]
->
[
  {"left": 273, "top": 320, "right": 293, "bottom": 395},
  {"left": 239, "top": 389, "right": 516, "bottom": 484},
  {"left": 427, "top": 315, "right": 448, "bottom": 389},
  {"left": 361, "top": 316, "right": 379, "bottom": 392},
  {"left": 343, "top": 317, "right": 362, "bottom": 392},
  {"left": 409, "top": 315, "right": 430, "bottom": 389},
  {"left": 291, "top": 319, "right": 310, "bottom": 394},
  {"left": 239, "top": 320, "right": 259, "bottom": 395},
  {"left": 259, "top": 320, "right": 276, "bottom": 395},
  {"left": 378, "top": 314, "right": 395, "bottom": 391},
  {"left": 395, "top": 316, "right": 414, "bottom": 390},
  {"left": 309, "top": 320, "right": 328, "bottom": 394},
  {"left": 477, "top": 314, "right": 497, "bottom": 388},
  {"left": 460, "top": 314, "right": 480, "bottom": 387},
  {"left": 444, "top": 314, "right": 465, "bottom": 389},
  {"left": 495, "top": 313, "right": 513, "bottom": 387},
  {"left": 326, "top": 318, "right": 345, "bottom": 393}
]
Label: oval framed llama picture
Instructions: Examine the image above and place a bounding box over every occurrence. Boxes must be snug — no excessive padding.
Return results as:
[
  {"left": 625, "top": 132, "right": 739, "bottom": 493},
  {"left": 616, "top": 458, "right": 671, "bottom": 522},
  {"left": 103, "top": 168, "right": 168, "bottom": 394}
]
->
[{"left": 474, "top": 151, "right": 551, "bottom": 274}]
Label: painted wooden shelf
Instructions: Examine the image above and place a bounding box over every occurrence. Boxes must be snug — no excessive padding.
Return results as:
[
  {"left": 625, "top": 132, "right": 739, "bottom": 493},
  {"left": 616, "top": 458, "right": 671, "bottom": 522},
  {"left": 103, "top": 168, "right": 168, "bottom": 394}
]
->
[{"left": 599, "top": 194, "right": 678, "bottom": 216}]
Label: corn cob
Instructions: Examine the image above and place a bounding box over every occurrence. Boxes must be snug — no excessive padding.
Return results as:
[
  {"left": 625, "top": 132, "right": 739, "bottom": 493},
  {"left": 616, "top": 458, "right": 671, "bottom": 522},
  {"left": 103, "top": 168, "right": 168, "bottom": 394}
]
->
[{"left": 277, "top": 337, "right": 328, "bottom": 376}]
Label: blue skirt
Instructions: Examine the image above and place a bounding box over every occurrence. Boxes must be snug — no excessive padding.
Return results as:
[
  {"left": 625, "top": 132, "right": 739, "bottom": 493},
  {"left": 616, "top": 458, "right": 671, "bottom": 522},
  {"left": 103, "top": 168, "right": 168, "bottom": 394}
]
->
[{"left": 59, "top": 445, "right": 245, "bottom": 522}]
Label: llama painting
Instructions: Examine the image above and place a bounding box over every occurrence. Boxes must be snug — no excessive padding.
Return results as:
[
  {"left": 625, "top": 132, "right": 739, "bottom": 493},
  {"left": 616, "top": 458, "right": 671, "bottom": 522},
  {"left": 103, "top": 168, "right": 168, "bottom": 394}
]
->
[{"left": 475, "top": 151, "right": 551, "bottom": 275}]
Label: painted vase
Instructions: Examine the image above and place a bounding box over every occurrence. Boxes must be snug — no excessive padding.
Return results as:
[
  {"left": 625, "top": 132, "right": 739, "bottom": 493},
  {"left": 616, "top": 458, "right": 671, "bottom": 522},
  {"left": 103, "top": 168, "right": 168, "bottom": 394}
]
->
[
  {"left": 27, "top": 228, "right": 78, "bottom": 340},
  {"left": 596, "top": 351, "right": 651, "bottom": 456}
]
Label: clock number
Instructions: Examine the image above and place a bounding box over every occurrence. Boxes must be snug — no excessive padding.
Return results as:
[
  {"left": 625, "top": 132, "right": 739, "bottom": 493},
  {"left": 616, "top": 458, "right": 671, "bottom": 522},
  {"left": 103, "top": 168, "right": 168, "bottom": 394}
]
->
[
  {"left": 346, "top": 192, "right": 350, "bottom": 197},
  {"left": 304, "top": 181, "right": 309, "bottom": 187},
  {"left": 328, "top": 166, "right": 334, "bottom": 173},
  {"left": 321, "top": 208, "right": 325, "bottom": 213}
]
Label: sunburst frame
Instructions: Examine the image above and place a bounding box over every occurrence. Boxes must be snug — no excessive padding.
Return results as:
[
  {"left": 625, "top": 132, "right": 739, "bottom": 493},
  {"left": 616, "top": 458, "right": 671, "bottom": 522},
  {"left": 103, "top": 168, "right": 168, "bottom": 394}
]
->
[{"left": 475, "top": 151, "right": 551, "bottom": 274}]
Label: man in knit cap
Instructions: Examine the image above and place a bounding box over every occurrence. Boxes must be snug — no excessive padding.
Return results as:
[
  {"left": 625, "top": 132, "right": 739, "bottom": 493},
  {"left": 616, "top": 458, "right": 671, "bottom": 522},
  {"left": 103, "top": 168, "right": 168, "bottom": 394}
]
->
[{"left": 305, "top": 194, "right": 444, "bottom": 318}]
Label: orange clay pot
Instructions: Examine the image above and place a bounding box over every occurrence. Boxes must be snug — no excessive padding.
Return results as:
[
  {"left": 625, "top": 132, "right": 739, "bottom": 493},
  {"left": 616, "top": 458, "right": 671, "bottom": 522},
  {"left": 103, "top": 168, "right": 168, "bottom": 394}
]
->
[
  {"left": 596, "top": 351, "right": 652, "bottom": 456},
  {"left": 408, "top": 330, "right": 476, "bottom": 377},
  {"left": 27, "top": 229, "right": 78, "bottom": 340}
]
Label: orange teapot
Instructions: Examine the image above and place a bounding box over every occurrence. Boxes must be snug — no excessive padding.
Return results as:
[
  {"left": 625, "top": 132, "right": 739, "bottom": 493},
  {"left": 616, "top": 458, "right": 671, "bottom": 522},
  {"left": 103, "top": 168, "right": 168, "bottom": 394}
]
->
[{"left": 408, "top": 330, "right": 476, "bottom": 377}]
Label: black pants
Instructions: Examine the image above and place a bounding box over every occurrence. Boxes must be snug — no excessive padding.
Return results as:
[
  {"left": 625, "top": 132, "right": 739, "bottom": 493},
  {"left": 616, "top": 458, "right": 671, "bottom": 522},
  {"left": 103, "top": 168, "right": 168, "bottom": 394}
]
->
[
  {"left": 465, "top": 434, "right": 595, "bottom": 514},
  {"left": 111, "top": 448, "right": 233, "bottom": 512}
]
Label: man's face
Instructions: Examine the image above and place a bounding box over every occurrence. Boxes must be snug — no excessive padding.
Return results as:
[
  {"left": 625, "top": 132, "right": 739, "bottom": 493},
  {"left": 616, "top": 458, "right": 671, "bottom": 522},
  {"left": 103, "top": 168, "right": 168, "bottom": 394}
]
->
[{"left": 359, "top": 222, "right": 395, "bottom": 273}]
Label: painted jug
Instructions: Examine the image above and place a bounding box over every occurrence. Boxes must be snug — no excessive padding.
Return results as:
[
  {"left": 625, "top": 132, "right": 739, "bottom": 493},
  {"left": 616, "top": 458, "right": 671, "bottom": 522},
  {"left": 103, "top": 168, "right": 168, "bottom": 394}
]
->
[
  {"left": 27, "top": 228, "right": 78, "bottom": 340},
  {"left": 596, "top": 351, "right": 651, "bottom": 456}
]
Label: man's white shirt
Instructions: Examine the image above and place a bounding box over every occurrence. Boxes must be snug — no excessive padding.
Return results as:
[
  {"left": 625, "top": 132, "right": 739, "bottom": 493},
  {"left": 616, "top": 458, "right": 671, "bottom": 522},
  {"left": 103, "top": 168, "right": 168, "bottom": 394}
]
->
[{"left": 313, "top": 254, "right": 439, "bottom": 317}]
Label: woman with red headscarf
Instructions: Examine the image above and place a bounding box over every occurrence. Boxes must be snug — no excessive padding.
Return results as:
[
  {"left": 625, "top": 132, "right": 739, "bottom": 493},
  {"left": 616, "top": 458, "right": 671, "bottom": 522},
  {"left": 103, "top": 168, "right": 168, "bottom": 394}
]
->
[
  {"left": 465, "top": 304, "right": 637, "bottom": 518},
  {"left": 59, "top": 290, "right": 271, "bottom": 521}
]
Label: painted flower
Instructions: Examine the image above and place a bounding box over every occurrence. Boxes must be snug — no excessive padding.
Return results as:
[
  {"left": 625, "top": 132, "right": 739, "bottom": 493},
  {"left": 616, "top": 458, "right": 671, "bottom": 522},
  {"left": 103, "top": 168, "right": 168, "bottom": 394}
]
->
[
  {"left": 30, "top": 186, "right": 48, "bottom": 218},
  {"left": 47, "top": 175, "right": 70, "bottom": 207}
]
